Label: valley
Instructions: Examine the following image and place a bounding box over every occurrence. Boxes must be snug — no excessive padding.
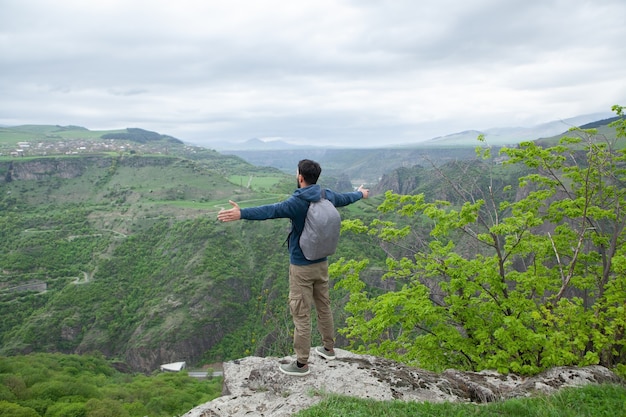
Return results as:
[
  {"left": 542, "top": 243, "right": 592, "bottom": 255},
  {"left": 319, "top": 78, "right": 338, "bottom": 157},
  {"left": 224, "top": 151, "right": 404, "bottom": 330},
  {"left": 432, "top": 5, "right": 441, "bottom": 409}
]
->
[{"left": 0, "top": 115, "right": 623, "bottom": 376}]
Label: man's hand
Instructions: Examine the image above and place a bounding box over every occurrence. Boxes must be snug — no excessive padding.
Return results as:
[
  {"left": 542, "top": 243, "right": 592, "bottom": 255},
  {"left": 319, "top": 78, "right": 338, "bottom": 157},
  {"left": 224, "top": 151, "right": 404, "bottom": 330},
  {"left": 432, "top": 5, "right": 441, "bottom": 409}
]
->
[
  {"left": 217, "top": 200, "right": 242, "bottom": 222},
  {"left": 357, "top": 185, "right": 370, "bottom": 199}
]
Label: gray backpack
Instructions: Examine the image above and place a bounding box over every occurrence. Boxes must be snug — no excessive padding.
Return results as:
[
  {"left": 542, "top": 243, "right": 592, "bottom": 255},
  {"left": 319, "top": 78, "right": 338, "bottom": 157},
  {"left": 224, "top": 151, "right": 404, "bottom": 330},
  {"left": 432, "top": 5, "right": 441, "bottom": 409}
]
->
[{"left": 299, "top": 189, "right": 341, "bottom": 260}]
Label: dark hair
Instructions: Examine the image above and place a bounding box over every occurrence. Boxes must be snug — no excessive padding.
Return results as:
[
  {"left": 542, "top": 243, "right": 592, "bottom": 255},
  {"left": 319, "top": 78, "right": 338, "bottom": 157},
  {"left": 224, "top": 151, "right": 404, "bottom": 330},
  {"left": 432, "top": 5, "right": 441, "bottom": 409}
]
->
[{"left": 298, "top": 159, "right": 322, "bottom": 184}]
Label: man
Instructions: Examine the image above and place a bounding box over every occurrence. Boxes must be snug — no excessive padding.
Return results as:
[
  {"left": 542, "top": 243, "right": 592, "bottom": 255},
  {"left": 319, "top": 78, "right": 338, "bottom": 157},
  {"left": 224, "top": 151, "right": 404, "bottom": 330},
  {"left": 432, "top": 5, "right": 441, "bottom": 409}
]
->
[{"left": 217, "top": 159, "right": 369, "bottom": 376}]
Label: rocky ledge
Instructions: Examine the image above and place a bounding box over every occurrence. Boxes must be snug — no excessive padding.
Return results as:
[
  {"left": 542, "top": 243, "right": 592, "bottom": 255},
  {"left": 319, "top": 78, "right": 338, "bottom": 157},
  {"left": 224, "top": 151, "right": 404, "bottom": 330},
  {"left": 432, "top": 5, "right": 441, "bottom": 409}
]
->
[{"left": 184, "top": 348, "right": 623, "bottom": 417}]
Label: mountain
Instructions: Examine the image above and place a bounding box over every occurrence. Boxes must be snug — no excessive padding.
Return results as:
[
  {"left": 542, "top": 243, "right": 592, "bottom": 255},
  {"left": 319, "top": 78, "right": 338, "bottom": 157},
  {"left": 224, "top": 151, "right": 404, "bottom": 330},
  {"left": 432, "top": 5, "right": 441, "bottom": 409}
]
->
[
  {"left": 100, "top": 127, "right": 183, "bottom": 144},
  {"left": 223, "top": 114, "right": 623, "bottom": 185},
  {"left": 196, "top": 112, "right": 616, "bottom": 151},
  {"left": 206, "top": 137, "right": 324, "bottom": 151},
  {"left": 422, "top": 112, "right": 614, "bottom": 146}
]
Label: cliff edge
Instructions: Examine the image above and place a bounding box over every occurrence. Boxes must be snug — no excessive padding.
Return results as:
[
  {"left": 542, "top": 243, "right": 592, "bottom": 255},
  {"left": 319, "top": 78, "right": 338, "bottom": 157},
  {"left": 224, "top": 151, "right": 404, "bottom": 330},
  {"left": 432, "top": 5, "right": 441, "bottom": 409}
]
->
[{"left": 183, "top": 348, "right": 622, "bottom": 417}]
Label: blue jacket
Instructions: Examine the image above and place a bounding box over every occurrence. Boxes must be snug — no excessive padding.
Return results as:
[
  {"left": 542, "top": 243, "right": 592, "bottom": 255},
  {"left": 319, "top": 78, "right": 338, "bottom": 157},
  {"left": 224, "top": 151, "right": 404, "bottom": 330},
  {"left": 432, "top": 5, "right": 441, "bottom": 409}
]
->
[{"left": 240, "top": 184, "right": 364, "bottom": 265}]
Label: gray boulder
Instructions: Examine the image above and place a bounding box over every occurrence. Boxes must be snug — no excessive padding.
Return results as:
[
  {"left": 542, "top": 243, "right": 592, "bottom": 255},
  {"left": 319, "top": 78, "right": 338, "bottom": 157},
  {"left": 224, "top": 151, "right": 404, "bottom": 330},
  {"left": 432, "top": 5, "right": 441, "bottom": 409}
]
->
[{"left": 184, "top": 348, "right": 623, "bottom": 417}]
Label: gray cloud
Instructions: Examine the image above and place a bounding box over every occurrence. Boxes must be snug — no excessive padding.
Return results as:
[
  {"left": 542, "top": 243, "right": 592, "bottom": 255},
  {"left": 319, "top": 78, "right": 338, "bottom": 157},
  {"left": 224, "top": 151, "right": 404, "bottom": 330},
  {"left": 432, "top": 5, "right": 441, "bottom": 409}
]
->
[{"left": 1, "top": 0, "right": 624, "bottom": 147}]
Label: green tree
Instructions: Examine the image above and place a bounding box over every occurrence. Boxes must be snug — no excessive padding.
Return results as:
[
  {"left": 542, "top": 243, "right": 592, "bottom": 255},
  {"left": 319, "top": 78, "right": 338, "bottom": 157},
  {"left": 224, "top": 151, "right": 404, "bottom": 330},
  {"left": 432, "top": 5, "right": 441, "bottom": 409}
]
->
[
  {"left": 44, "top": 401, "right": 86, "bottom": 417},
  {"left": 335, "top": 105, "right": 626, "bottom": 376},
  {"left": 0, "top": 401, "right": 39, "bottom": 417},
  {"left": 84, "top": 398, "right": 128, "bottom": 417}
]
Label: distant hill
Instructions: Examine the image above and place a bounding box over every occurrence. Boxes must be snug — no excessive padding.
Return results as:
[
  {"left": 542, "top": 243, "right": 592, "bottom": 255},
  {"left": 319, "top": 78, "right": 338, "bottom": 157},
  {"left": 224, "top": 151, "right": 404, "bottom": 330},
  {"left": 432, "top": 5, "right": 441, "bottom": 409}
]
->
[
  {"left": 579, "top": 116, "right": 623, "bottom": 129},
  {"left": 204, "top": 112, "right": 615, "bottom": 151},
  {"left": 0, "top": 125, "right": 183, "bottom": 151},
  {"left": 1, "top": 113, "right": 621, "bottom": 187},
  {"left": 421, "top": 113, "right": 614, "bottom": 147},
  {"left": 101, "top": 127, "right": 183, "bottom": 144},
  {"left": 207, "top": 137, "right": 321, "bottom": 151},
  {"left": 223, "top": 114, "right": 622, "bottom": 185}
]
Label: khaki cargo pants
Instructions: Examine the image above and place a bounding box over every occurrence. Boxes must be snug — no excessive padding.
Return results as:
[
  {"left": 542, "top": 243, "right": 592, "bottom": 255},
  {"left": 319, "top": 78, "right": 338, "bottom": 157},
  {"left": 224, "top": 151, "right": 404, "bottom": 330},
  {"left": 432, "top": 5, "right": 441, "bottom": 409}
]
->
[{"left": 289, "top": 261, "right": 335, "bottom": 364}]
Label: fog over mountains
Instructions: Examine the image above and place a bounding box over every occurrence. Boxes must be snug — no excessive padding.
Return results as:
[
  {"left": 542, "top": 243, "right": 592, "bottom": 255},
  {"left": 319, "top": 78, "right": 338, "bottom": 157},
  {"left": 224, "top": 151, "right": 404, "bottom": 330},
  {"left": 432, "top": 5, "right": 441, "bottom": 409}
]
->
[{"left": 207, "top": 112, "right": 614, "bottom": 151}]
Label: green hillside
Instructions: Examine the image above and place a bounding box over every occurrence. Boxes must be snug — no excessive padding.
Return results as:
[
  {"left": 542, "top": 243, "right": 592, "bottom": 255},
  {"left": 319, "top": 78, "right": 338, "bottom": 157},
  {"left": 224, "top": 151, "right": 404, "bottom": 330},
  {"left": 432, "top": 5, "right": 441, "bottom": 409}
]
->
[
  {"left": 1, "top": 115, "right": 624, "bottom": 374},
  {"left": 0, "top": 125, "right": 174, "bottom": 147},
  {"left": 534, "top": 116, "right": 626, "bottom": 148},
  {"left": 0, "top": 132, "right": 383, "bottom": 374}
]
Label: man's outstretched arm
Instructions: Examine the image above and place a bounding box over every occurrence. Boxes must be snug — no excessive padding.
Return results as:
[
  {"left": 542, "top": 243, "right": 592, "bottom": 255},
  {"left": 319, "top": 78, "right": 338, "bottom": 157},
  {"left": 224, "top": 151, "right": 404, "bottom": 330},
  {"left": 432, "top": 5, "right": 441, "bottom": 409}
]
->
[{"left": 217, "top": 200, "right": 241, "bottom": 222}]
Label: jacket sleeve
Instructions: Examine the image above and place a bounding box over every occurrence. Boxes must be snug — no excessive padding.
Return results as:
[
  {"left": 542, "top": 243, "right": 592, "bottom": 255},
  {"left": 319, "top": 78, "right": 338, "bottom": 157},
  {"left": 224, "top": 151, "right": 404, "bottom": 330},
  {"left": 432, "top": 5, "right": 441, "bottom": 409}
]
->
[
  {"left": 240, "top": 196, "right": 302, "bottom": 220},
  {"left": 326, "top": 190, "right": 363, "bottom": 208}
]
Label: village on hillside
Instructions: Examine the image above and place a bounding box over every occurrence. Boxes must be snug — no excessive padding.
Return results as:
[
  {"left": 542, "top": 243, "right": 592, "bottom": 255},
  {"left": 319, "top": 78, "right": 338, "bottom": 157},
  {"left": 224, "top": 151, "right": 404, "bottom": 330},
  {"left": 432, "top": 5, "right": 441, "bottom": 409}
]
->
[{"left": 0, "top": 138, "right": 195, "bottom": 158}]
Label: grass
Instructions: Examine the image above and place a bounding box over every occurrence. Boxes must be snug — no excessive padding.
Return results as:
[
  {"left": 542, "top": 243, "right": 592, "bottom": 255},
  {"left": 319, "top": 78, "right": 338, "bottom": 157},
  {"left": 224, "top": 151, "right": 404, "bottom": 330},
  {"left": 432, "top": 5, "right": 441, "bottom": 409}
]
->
[
  {"left": 227, "top": 174, "right": 286, "bottom": 191},
  {"left": 0, "top": 125, "right": 115, "bottom": 146},
  {"left": 295, "top": 384, "right": 626, "bottom": 417}
]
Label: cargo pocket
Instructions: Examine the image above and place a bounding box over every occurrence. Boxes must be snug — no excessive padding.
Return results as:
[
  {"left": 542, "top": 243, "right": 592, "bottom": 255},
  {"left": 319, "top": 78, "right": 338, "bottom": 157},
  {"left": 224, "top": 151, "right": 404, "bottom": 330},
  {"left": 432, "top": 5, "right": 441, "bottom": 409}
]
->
[{"left": 289, "top": 294, "right": 308, "bottom": 320}]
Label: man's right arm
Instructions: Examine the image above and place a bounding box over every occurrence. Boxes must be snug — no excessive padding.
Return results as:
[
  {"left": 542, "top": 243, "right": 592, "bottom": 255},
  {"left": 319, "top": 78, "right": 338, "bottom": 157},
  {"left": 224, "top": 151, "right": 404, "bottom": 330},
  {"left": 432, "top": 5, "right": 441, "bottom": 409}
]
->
[
  {"left": 240, "top": 197, "right": 300, "bottom": 221},
  {"left": 217, "top": 200, "right": 242, "bottom": 222}
]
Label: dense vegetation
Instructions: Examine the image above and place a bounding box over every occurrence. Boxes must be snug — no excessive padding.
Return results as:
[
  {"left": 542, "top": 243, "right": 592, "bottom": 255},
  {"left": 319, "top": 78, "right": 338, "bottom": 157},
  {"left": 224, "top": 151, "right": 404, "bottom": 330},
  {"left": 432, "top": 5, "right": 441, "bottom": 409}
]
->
[
  {"left": 0, "top": 153, "right": 302, "bottom": 368},
  {"left": 336, "top": 105, "right": 626, "bottom": 377},
  {"left": 0, "top": 353, "right": 221, "bottom": 417},
  {"left": 0, "top": 133, "right": 383, "bottom": 373}
]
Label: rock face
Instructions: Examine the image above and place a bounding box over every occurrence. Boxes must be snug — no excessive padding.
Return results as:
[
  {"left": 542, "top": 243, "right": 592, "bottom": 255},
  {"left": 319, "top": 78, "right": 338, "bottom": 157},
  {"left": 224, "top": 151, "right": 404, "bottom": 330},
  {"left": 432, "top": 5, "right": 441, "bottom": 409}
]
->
[{"left": 183, "top": 349, "right": 623, "bottom": 417}]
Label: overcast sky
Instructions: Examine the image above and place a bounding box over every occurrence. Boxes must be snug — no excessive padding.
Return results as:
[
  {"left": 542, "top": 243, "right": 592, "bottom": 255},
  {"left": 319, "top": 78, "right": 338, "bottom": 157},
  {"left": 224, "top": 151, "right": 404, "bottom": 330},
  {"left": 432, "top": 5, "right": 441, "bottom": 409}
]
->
[{"left": 1, "top": 0, "right": 624, "bottom": 148}]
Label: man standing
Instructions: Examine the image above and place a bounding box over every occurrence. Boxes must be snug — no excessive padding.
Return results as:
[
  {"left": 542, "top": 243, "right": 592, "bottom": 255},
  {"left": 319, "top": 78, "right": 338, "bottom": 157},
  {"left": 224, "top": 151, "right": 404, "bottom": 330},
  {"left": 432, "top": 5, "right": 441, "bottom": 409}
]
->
[{"left": 217, "top": 159, "right": 369, "bottom": 376}]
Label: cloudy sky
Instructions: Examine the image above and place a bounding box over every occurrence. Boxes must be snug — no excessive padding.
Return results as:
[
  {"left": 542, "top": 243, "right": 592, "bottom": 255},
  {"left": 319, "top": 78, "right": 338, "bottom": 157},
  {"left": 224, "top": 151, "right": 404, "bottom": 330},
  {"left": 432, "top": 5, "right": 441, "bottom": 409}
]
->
[{"left": 1, "top": 0, "right": 624, "bottom": 148}]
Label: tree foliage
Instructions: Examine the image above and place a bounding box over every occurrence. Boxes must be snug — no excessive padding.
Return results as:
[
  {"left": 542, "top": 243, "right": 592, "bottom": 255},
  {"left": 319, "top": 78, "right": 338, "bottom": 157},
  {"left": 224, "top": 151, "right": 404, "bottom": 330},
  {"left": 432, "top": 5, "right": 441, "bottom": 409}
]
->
[
  {"left": 335, "top": 105, "right": 626, "bottom": 376},
  {"left": 0, "top": 353, "right": 221, "bottom": 417}
]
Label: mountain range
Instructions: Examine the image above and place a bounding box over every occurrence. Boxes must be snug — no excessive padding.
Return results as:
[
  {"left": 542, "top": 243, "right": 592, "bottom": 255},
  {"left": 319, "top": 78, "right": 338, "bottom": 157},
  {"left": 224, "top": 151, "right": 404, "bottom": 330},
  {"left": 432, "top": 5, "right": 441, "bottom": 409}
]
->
[{"left": 203, "top": 112, "right": 615, "bottom": 150}]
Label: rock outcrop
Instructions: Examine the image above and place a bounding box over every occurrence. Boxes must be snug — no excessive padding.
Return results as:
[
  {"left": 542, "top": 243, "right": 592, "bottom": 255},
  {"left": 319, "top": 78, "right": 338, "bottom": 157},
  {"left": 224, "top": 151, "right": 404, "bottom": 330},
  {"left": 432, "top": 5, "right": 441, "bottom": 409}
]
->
[{"left": 183, "top": 348, "right": 623, "bottom": 417}]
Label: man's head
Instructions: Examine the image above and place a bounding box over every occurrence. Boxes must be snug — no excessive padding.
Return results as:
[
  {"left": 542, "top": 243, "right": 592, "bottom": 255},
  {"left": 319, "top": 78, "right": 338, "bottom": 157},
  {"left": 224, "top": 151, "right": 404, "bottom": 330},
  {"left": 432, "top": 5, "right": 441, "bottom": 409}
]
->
[{"left": 297, "top": 159, "right": 322, "bottom": 186}]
